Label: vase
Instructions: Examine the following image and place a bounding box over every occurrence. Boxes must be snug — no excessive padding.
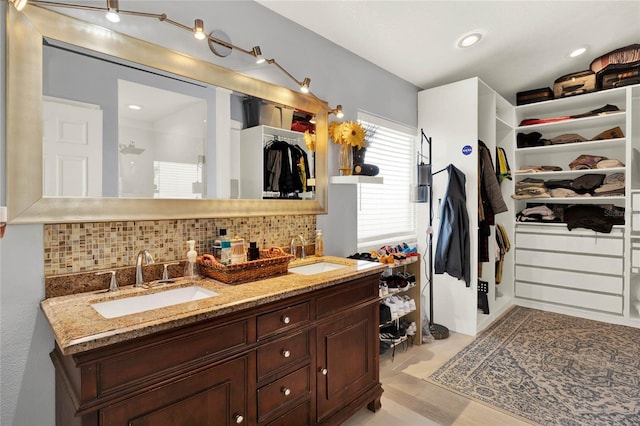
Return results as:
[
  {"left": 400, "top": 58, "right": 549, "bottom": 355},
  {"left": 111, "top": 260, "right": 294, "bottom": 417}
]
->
[
  {"left": 338, "top": 144, "right": 352, "bottom": 176},
  {"left": 353, "top": 146, "right": 366, "bottom": 166}
]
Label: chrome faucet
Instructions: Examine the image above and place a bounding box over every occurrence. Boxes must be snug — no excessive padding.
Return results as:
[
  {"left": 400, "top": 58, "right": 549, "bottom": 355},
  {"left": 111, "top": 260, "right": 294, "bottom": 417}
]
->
[
  {"left": 290, "top": 235, "right": 307, "bottom": 259},
  {"left": 135, "top": 250, "right": 155, "bottom": 287}
]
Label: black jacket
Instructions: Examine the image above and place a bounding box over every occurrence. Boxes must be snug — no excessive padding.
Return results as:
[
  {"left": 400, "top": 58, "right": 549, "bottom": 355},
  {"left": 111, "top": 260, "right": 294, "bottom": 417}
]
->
[{"left": 434, "top": 165, "right": 470, "bottom": 287}]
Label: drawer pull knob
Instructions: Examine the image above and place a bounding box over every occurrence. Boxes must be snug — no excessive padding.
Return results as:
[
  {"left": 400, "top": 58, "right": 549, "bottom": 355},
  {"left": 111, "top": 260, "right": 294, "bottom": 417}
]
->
[
  {"left": 282, "top": 315, "right": 291, "bottom": 324},
  {"left": 282, "top": 349, "right": 291, "bottom": 358},
  {"left": 281, "top": 387, "right": 291, "bottom": 396},
  {"left": 320, "top": 368, "right": 328, "bottom": 375},
  {"left": 233, "top": 413, "right": 244, "bottom": 424}
]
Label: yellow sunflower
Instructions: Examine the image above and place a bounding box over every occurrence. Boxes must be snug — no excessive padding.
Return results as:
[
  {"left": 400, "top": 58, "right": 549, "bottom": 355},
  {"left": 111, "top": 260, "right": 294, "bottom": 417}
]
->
[
  {"left": 329, "top": 121, "right": 344, "bottom": 144},
  {"left": 341, "top": 121, "right": 366, "bottom": 149},
  {"left": 303, "top": 130, "right": 316, "bottom": 152}
]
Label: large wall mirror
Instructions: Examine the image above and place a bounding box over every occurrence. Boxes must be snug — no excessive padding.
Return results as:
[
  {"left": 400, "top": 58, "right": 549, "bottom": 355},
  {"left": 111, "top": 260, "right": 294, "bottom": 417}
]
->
[{"left": 6, "top": 5, "right": 328, "bottom": 223}]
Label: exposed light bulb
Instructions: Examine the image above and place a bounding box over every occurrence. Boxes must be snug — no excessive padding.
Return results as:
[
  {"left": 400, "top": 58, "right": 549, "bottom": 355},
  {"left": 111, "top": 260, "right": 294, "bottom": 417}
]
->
[
  {"left": 105, "top": 10, "right": 120, "bottom": 23},
  {"left": 194, "top": 19, "right": 206, "bottom": 40},
  {"left": 252, "top": 46, "right": 266, "bottom": 64},
  {"left": 300, "top": 77, "right": 311, "bottom": 93},
  {"left": 128, "top": 104, "right": 142, "bottom": 110},
  {"left": 334, "top": 105, "right": 344, "bottom": 118},
  {"left": 12, "top": 0, "right": 28, "bottom": 11},
  {"left": 105, "top": 0, "right": 120, "bottom": 23}
]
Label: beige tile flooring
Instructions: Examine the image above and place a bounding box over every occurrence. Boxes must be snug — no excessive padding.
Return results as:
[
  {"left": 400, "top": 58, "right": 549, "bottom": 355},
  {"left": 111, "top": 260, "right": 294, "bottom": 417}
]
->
[{"left": 343, "top": 331, "right": 531, "bottom": 426}]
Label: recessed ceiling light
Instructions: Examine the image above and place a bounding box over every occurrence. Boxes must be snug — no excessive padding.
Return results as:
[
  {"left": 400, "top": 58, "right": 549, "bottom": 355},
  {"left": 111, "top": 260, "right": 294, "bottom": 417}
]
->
[
  {"left": 569, "top": 47, "right": 587, "bottom": 58},
  {"left": 128, "top": 104, "right": 142, "bottom": 110},
  {"left": 457, "top": 32, "right": 483, "bottom": 48}
]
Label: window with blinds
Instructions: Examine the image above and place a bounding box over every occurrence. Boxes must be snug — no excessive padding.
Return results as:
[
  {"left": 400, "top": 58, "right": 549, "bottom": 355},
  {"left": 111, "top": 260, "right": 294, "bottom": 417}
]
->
[
  {"left": 357, "top": 112, "right": 417, "bottom": 250},
  {"left": 154, "top": 161, "right": 202, "bottom": 199}
]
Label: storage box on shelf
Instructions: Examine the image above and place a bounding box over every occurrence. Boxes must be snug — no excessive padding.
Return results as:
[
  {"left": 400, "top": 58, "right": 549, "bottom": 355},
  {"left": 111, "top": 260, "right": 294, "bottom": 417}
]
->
[{"left": 513, "top": 84, "right": 639, "bottom": 324}]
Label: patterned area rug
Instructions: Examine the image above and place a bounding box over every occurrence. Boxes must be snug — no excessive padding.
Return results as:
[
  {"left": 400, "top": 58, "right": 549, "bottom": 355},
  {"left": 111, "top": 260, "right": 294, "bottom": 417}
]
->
[{"left": 427, "top": 306, "right": 640, "bottom": 425}]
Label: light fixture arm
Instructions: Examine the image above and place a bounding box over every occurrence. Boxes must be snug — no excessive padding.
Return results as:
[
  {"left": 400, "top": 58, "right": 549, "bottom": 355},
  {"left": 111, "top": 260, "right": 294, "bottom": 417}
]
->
[{"left": 26, "top": 0, "right": 330, "bottom": 103}]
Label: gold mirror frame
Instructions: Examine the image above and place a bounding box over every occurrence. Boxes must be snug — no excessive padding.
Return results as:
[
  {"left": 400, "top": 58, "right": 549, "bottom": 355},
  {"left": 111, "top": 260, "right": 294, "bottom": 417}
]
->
[{"left": 6, "top": 5, "right": 328, "bottom": 223}]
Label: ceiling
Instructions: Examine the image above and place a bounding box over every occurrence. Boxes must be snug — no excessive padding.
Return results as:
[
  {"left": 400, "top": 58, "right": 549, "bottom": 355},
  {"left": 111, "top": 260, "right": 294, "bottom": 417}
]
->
[{"left": 257, "top": 1, "right": 640, "bottom": 104}]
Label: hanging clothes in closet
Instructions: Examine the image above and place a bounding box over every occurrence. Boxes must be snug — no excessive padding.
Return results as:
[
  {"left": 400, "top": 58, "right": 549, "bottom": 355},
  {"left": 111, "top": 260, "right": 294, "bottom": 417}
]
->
[
  {"left": 263, "top": 139, "right": 310, "bottom": 198},
  {"left": 477, "top": 140, "right": 508, "bottom": 272},
  {"left": 434, "top": 164, "right": 471, "bottom": 287}
]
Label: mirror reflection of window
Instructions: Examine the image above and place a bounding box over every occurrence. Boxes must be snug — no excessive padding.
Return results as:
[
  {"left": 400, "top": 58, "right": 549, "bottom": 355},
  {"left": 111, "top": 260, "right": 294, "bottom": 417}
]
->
[
  {"left": 118, "top": 80, "right": 206, "bottom": 198},
  {"left": 153, "top": 160, "right": 204, "bottom": 199}
]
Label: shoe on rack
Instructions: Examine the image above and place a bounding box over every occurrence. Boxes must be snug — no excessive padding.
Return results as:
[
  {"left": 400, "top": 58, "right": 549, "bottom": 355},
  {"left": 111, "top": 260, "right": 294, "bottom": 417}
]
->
[
  {"left": 398, "top": 272, "right": 416, "bottom": 284},
  {"left": 380, "top": 340, "right": 391, "bottom": 354},
  {"left": 408, "top": 298, "right": 417, "bottom": 311},
  {"left": 381, "top": 324, "right": 406, "bottom": 338},
  {"left": 379, "top": 283, "right": 389, "bottom": 297},
  {"left": 384, "top": 299, "right": 399, "bottom": 320},
  {"left": 380, "top": 303, "right": 392, "bottom": 324},
  {"left": 381, "top": 274, "right": 409, "bottom": 291},
  {"left": 390, "top": 296, "right": 406, "bottom": 316},
  {"left": 401, "top": 296, "right": 412, "bottom": 313}
]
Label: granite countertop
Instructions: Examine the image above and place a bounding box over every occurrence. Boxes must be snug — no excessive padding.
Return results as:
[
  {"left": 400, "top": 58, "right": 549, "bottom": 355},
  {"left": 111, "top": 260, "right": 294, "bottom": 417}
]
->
[{"left": 41, "top": 256, "right": 387, "bottom": 356}]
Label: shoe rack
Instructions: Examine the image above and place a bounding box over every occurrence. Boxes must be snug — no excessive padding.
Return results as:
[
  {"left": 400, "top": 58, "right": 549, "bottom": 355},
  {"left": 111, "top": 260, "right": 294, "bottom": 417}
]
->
[{"left": 379, "top": 256, "right": 422, "bottom": 354}]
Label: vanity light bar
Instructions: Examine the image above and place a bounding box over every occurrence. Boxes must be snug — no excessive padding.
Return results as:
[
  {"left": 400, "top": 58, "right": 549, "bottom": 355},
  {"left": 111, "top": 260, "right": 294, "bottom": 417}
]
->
[{"left": 24, "top": 0, "right": 342, "bottom": 114}]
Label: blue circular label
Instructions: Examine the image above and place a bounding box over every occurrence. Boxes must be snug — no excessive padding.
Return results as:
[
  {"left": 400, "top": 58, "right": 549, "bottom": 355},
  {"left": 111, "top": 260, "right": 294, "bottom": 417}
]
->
[{"left": 462, "top": 145, "right": 473, "bottom": 155}]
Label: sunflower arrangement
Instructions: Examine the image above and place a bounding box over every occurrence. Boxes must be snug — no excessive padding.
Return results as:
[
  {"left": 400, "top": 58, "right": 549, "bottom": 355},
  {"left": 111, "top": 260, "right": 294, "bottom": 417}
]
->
[
  {"left": 303, "top": 130, "right": 316, "bottom": 152},
  {"left": 329, "top": 121, "right": 367, "bottom": 149}
]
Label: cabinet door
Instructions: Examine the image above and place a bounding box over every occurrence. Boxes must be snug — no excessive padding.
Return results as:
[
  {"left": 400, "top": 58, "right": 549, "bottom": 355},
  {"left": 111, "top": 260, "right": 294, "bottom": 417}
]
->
[
  {"left": 101, "top": 355, "right": 249, "bottom": 426},
  {"left": 316, "top": 304, "right": 377, "bottom": 421}
]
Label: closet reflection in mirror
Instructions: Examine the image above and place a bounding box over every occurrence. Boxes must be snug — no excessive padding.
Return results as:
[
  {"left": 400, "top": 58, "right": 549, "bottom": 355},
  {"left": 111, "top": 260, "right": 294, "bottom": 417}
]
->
[{"left": 42, "top": 40, "right": 315, "bottom": 201}]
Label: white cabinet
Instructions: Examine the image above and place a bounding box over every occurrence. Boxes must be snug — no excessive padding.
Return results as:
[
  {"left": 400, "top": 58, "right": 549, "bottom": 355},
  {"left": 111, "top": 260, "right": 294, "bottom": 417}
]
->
[
  {"left": 512, "top": 84, "right": 640, "bottom": 324},
  {"left": 239, "top": 125, "right": 314, "bottom": 200},
  {"left": 419, "top": 79, "right": 640, "bottom": 333},
  {"left": 515, "top": 225, "right": 624, "bottom": 314},
  {"left": 417, "top": 77, "right": 515, "bottom": 336}
]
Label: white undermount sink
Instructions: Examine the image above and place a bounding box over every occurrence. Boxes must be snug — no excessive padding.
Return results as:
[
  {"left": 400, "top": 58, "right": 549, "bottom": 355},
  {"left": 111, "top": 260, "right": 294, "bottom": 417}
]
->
[
  {"left": 92, "top": 286, "right": 219, "bottom": 319},
  {"left": 289, "top": 261, "right": 348, "bottom": 275}
]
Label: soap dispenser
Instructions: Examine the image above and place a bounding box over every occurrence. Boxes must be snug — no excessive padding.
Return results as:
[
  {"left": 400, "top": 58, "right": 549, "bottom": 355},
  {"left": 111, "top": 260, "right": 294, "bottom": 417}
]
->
[
  {"left": 184, "top": 239, "right": 200, "bottom": 281},
  {"left": 315, "top": 230, "right": 324, "bottom": 257}
]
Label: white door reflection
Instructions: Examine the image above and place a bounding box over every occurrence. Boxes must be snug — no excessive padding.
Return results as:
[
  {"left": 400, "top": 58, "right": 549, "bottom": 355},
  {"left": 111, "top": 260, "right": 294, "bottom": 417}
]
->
[{"left": 43, "top": 97, "right": 103, "bottom": 197}]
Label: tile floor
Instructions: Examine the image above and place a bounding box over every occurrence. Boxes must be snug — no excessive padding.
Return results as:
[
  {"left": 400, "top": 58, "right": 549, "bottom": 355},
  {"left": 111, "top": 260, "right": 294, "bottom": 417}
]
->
[{"left": 343, "top": 331, "right": 530, "bottom": 426}]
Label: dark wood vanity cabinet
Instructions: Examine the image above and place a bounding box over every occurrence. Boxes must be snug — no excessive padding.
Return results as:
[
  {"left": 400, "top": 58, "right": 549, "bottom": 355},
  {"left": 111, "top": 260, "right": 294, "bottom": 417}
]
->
[
  {"left": 51, "top": 274, "right": 382, "bottom": 425},
  {"left": 101, "top": 355, "right": 250, "bottom": 426}
]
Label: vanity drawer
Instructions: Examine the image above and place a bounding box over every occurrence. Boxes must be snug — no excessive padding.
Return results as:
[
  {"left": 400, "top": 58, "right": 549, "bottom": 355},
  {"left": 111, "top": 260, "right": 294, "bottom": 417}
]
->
[
  {"left": 96, "top": 319, "right": 249, "bottom": 395},
  {"left": 257, "top": 330, "right": 311, "bottom": 383},
  {"left": 257, "top": 366, "right": 311, "bottom": 423},
  {"left": 316, "top": 276, "right": 378, "bottom": 318},
  {"left": 257, "top": 301, "right": 311, "bottom": 340},
  {"left": 265, "top": 400, "right": 311, "bottom": 426}
]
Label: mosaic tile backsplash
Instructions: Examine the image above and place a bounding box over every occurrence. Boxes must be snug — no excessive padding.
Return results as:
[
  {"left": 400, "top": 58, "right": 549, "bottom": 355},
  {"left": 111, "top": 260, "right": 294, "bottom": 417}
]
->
[{"left": 44, "top": 215, "right": 317, "bottom": 276}]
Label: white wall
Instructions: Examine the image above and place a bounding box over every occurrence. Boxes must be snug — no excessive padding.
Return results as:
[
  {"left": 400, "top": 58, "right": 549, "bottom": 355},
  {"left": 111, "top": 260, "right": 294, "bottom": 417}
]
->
[{"left": 0, "top": 2, "right": 418, "bottom": 424}]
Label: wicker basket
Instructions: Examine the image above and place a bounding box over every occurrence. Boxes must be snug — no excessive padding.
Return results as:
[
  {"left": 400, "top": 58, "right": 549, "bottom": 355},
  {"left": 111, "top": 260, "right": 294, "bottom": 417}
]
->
[{"left": 197, "top": 248, "right": 294, "bottom": 284}]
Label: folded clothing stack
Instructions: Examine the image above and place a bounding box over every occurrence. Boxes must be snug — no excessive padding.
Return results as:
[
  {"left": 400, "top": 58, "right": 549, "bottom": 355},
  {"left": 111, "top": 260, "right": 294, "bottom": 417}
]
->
[
  {"left": 517, "top": 125, "right": 624, "bottom": 148},
  {"left": 512, "top": 178, "right": 550, "bottom": 199},
  {"left": 516, "top": 203, "right": 624, "bottom": 233}
]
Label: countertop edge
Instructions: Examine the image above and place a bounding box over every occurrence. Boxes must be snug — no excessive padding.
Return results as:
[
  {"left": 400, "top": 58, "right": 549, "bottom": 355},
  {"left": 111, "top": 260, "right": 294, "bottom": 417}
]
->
[{"left": 42, "top": 257, "right": 388, "bottom": 356}]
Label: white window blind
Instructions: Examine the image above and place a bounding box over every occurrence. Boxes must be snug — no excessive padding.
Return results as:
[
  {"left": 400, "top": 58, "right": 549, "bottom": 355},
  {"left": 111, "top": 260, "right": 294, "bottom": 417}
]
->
[
  {"left": 357, "top": 112, "right": 417, "bottom": 249},
  {"left": 154, "top": 161, "right": 202, "bottom": 199}
]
